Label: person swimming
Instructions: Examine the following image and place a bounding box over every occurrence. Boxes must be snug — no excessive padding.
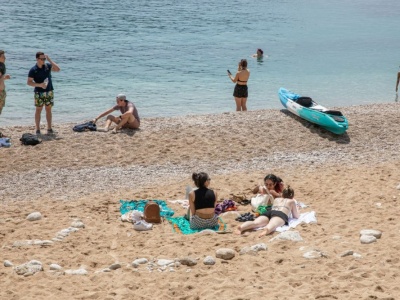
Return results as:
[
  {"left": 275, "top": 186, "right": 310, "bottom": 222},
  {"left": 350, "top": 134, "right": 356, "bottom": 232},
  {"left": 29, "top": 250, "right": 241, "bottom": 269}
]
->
[{"left": 252, "top": 48, "right": 264, "bottom": 58}]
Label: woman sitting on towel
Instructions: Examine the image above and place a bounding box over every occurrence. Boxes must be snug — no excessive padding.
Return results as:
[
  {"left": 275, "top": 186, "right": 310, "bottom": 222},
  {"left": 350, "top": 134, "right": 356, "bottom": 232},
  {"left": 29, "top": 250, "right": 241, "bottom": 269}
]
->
[
  {"left": 189, "top": 172, "right": 219, "bottom": 229},
  {"left": 252, "top": 174, "right": 284, "bottom": 198},
  {"left": 235, "top": 186, "right": 299, "bottom": 236}
]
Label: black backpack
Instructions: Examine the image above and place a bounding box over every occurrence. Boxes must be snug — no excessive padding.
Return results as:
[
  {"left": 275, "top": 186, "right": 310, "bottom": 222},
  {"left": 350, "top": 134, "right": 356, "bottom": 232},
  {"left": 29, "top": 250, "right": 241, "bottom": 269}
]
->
[
  {"left": 20, "top": 133, "right": 41, "bottom": 146},
  {"left": 73, "top": 121, "right": 97, "bottom": 132}
]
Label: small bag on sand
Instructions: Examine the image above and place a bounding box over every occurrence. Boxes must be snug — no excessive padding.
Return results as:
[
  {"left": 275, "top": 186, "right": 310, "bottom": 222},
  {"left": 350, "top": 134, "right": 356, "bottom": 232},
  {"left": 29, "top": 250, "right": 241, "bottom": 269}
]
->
[
  {"left": 251, "top": 194, "right": 273, "bottom": 212},
  {"left": 20, "top": 133, "right": 41, "bottom": 146},
  {"left": 144, "top": 201, "right": 161, "bottom": 224}
]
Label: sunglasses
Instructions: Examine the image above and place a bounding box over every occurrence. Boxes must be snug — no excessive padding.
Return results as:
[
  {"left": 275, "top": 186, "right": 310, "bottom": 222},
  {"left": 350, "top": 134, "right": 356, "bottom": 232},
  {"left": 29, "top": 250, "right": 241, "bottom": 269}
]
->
[{"left": 38, "top": 58, "right": 46, "bottom": 61}]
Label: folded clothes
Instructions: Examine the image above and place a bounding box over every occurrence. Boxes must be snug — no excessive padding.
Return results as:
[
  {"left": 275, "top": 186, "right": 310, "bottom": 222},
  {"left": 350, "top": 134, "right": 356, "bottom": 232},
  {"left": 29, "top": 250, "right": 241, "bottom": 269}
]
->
[{"left": 0, "top": 137, "right": 11, "bottom": 148}]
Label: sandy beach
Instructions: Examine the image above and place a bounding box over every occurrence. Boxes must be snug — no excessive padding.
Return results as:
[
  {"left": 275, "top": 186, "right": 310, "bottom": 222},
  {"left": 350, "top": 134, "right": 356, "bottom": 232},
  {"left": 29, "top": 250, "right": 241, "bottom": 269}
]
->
[{"left": 1, "top": 103, "right": 400, "bottom": 299}]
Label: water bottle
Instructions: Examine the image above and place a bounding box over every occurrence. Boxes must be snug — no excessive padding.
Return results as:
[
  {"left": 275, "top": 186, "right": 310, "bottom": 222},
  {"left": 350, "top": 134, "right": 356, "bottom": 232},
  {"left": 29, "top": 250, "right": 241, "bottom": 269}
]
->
[{"left": 44, "top": 78, "right": 49, "bottom": 88}]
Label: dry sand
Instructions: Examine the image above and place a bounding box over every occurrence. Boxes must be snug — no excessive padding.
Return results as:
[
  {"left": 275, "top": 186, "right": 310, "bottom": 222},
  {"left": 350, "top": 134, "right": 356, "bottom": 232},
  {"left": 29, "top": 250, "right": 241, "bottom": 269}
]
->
[{"left": 1, "top": 103, "right": 400, "bottom": 299}]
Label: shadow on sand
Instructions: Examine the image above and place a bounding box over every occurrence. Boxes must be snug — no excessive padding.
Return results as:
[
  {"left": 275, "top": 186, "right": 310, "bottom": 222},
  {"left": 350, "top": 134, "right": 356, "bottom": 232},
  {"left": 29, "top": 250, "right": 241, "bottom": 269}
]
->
[{"left": 280, "top": 109, "right": 350, "bottom": 144}]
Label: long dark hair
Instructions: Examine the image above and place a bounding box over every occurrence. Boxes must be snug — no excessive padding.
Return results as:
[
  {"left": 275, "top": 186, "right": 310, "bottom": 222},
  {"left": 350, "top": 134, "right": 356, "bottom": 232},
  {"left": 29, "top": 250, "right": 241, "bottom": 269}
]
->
[
  {"left": 264, "top": 174, "right": 283, "bottom": 193},
  {"left": 192, "top": 172, "right": 210, "bottom": 188},
  {"left": 240, "top": 59, "right": 247, "bottom": 69}
]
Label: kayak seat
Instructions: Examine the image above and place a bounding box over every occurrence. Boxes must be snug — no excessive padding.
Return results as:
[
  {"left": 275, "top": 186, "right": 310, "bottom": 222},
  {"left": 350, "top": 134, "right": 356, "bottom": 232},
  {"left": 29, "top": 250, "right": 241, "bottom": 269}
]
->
[
  {"left": 296, "top": 97, "right": 313, "bottom": 107},
  {"left": 325, "top": 110, "right": 343, "bottom": 116}
]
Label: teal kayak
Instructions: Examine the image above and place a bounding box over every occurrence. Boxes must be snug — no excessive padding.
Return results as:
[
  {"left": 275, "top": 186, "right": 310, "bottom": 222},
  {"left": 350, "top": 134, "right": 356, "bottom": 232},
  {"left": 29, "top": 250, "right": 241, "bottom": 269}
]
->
[{"left": 278, "top": 87, "right": 349, "bottom": 135}]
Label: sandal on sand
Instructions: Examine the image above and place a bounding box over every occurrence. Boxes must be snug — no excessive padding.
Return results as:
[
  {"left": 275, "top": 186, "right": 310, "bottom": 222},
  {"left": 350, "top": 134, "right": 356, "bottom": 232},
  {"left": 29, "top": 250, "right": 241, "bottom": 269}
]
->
[
  {"left": 235, "top": 212, "right": 255, "bottom": 222},
  {"left": 111, "top": 128, "right": 118, "bottom": 134}
]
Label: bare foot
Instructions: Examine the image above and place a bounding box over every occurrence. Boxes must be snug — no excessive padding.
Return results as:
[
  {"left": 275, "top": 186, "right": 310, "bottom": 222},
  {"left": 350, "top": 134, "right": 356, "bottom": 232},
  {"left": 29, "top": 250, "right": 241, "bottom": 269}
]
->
[
  {"left": 258, "top": 230, "right": 267, "bottom": 238},
  {"left": 234, "top": 226, "right": 242, "bottom": 235}
]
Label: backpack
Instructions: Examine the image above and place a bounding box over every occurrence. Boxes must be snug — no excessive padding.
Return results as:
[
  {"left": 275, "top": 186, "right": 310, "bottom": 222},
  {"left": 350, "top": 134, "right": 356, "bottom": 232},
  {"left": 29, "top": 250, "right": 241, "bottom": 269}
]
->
[
  {"left": 20, "top": 133, "right": 41, "bottom": 146},
  {"left": 143, "top": 201, "right": 161, "bottom": 224},
  {"left": 73, "top": 121, "right": 97, "bottom": 132}
]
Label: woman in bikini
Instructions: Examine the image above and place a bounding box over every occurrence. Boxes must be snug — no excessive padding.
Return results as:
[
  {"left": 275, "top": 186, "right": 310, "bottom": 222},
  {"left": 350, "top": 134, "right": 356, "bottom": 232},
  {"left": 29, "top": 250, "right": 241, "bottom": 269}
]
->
[
  {"left": 252, "top": 174, "right": 284, "bottom": 198},
  {"left": 188, "top": 172, "right": 219, "bottom": 229},
  {"left": 228, "top": 59, "right": 250, "bottom": 111},
  {"left": 235, "top": 185, "right": 299, "bottom": 236}
]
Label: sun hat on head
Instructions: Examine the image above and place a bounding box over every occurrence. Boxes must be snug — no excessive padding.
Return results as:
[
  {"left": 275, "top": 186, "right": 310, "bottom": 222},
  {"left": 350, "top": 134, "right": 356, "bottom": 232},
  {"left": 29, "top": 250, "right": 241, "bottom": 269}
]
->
[{"left": 116, "top": 93, "right": 126, "bottom": 101}]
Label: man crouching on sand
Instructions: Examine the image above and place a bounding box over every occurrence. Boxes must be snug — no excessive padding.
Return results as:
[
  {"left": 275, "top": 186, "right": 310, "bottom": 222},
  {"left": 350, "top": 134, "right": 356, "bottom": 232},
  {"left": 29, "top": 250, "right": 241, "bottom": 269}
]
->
[{"left": 93, "top": 93, "right": 140, "bottom": 134}]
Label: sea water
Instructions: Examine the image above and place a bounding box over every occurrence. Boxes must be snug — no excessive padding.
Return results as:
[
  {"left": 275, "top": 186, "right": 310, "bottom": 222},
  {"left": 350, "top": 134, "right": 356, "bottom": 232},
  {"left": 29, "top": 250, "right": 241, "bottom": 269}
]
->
[{"left": 1, "top": 0, "right": 399, "bottom": 126}]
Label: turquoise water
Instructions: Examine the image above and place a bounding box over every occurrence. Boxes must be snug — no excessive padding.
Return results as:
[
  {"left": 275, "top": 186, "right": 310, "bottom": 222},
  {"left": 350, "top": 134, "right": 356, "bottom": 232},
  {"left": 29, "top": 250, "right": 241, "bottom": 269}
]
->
[{"left": 1, "top": 0, "right": 399, "bottom": 126}]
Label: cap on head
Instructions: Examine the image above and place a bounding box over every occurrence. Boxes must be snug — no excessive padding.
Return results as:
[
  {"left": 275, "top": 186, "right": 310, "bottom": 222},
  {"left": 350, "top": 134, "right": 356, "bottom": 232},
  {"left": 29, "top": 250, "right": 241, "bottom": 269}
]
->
[{"left": 117, "top": 93, "right": 126, "bottom": 101}]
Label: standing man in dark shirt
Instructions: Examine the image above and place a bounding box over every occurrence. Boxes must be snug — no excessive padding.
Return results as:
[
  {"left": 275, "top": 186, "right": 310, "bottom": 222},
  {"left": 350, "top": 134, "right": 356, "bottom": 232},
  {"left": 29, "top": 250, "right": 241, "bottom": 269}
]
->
[
  {"left": 0, "top": 50, "right": 11, "bottom": 137},
  {"left": 27, "top": 52, "right": 60, "bottom": 135}
]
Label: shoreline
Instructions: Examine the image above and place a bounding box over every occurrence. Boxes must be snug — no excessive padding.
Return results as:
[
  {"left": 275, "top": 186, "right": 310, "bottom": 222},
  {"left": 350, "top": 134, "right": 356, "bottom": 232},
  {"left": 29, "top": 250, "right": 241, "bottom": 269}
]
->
[{"left": 1, "top": 100, "right": 397, "bottom": 128}]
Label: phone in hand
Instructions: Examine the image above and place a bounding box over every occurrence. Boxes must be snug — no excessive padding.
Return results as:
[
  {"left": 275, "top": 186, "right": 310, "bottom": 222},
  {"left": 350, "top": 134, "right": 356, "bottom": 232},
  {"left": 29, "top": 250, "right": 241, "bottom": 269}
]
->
[{"left": 227, "top": 70, "right": 231, "bottom": 75}]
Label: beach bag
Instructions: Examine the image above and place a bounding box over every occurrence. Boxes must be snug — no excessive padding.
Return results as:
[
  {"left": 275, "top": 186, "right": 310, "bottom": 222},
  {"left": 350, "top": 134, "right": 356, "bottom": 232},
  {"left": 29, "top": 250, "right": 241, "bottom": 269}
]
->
[
  {"left": 256, "top": 205, "right": 272, "bottom": 215},
  {"left": 251, "top": 194, "right": 273, "bottom": 212},
  {"left": 143, "top": 201, "right": 161, "bottom": 224},
  {"left": 73, "top": 121, "right": 97, "bottom": 132},
  {"left": 20, "top": 133, "right": 41, "bottom": 146}
]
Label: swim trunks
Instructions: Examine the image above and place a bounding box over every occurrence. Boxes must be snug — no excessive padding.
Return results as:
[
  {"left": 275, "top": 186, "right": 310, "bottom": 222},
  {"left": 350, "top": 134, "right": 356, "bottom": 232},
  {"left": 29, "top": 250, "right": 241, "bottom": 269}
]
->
[
  {"left": 34, "top": 91, "right": 54, "bottom": 107},
  {"left": 0, "top": 90, "right": 6, "bottom": 114},
  {"left": 233, "top": 84, "right": 248, "bottom": 98},
  {"left": 261, "top": 210, "right": 289, "bottom": 225}
]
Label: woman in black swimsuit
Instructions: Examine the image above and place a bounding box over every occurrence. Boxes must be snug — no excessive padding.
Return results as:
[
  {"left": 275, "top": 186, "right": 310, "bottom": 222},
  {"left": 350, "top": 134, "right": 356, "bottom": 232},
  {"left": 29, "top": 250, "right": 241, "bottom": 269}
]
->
[
  {"left": 188, "top": 172, "right": 219, "bottom": 229},
  {"left": 228, "top": 59, "right": 250, "bottom": 111},
  {"left": 235, "top": 186, "right": 300, "bottom": 236}
]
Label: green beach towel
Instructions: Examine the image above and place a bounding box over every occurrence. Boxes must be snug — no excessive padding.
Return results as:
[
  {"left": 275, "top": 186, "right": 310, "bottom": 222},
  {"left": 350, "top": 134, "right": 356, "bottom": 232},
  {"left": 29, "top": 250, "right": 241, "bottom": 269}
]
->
[
  {"left": 120, "top": 200, "right": 175, "bottom": 217},
  {"left": 166, "top": 216, "right": 227, "bottom": 235}
]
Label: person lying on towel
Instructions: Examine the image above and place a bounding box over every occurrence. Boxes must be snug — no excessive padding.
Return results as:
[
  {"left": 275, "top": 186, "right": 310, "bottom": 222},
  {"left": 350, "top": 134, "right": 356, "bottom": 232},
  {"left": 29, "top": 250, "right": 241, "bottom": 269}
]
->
[
  {"left": 188, "top": 172, "right": 219, "bottom": 230},
  {"left": 235, "top": 185, "right": 299, "bottom": 236}
]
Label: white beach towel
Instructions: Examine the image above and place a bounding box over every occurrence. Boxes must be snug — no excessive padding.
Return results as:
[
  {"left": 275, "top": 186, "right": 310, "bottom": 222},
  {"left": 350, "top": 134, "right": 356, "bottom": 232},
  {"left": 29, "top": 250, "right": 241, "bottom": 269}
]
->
[
  {"left": 255, "top": 211, "right": 317, "bottom": 232},
  {"left": 276, "top": 211, "right": 317, "bottom": 232},
  {"left": 168, "top": 200, "right": 189, "bottom": 209}
]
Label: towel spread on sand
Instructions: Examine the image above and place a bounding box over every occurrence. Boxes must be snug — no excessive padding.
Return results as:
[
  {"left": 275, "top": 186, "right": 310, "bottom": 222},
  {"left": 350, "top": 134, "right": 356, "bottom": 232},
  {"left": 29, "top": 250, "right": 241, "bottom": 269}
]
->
[
  {"left": 255, "top": 211, "right": 317, "bottom": 232},
  {"left": 168, "top": 200, "right": 189, "bottom": 209},
  {"left": 166, "top": 216, "right": 227, "bottom": 235},
  {"left": 119, "top": 200, "right": 175, "bottom": 217}
]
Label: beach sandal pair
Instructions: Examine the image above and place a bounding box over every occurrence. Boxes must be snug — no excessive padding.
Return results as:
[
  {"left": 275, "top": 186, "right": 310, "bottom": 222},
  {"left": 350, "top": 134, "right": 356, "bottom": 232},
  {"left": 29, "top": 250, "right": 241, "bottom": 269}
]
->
[{"left": 235, "top": 212, "right": 255, "bottom": 222}]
